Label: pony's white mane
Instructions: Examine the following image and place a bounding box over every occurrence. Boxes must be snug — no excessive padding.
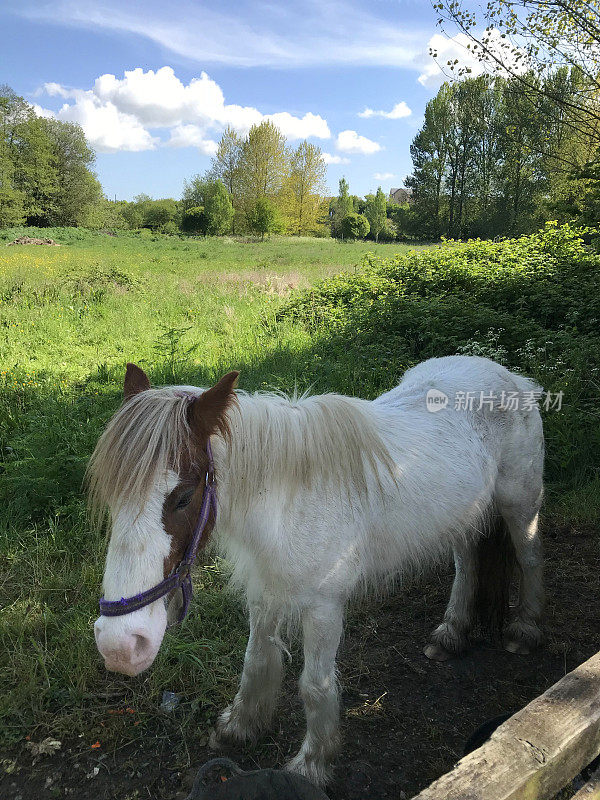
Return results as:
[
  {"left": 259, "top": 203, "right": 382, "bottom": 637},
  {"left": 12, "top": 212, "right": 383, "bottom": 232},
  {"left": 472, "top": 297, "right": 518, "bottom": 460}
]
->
[
  {"left": 225, "top": 391, "right": 395, "bottom": 507},
  {"left": 86, "top": 387, "right": 198, "bottom": 524},
  {"left": 87, "top": 385, "right": 394, "bottom": 523}
]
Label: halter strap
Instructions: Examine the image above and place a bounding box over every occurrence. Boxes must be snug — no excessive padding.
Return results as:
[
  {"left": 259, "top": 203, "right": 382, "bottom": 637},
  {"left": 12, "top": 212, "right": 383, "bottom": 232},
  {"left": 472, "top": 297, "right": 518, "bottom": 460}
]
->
[{"left": 98, "top": 440, "right": 216, "bottom": 625}]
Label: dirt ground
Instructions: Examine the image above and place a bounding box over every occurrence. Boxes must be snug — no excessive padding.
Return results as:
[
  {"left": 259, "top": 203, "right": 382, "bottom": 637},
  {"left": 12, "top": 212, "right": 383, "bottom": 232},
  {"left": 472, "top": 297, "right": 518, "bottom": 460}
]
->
[{"left": 2, "top": 522, "right": 598, "bottom": 800}]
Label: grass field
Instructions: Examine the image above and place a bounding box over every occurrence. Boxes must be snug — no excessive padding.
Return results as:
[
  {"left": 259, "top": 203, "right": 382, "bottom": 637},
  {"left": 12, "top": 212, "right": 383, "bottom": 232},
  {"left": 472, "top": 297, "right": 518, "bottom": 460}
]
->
[
  {"left": 0, "top": 230, "right": 428, "bottom": 751},
  {"left": 1, "top": 225, "right": 598, "bottom": 783}
]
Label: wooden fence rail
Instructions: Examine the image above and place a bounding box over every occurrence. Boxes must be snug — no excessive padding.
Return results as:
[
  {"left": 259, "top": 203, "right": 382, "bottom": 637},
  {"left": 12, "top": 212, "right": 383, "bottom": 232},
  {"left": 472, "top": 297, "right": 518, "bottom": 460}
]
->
[{"left": 409, "top": 651, "right": 600, "bottom": 800}]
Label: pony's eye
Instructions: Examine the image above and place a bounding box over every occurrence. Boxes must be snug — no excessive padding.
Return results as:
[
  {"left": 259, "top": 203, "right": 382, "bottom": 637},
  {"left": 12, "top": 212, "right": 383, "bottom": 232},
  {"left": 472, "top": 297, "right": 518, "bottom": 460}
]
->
[{"left": 175, "top": 489, "right": 194, "bottom": 510}]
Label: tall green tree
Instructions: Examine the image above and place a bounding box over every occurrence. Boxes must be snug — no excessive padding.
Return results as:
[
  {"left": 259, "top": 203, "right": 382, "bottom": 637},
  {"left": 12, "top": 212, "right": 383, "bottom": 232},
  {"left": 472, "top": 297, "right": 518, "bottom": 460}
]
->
[
  {"left": 0, "top": 85, "right": 102, "bottom": 228},
  {"left": 340, "top": 212, "right": 370, "bottom": 240},
  {"left": 0, "top": 95, "right": 25, "bottom": 227},
  {"left": 13, "top": 116, "right": 57, "bottom": 225},
  {"left": 41, "top": 118, "right": 101, "bottom": 226},
  {"left": 365, "top": 187, "right": 387, "bottom": 242},
  {"left": 285, "top": 141, "right": 327, "bottom": 234},
  {"left": 182, "top": 177, "right": 216, "bottom": 210},
  {"left": 406, "top": 71, "right": 588, "bottom": 239},
  {"left": 208, "top": 126, "right": 242, "bottom": 233},
  {"left": 497, "top": 75, "right": 543, "bottom": 233},
  {"left": 208, "top": 126, "right": 242, "bottom": 195},
  {"left": 239, "top": 120, "right": 289, "bottom": 208},
  {"left": 407, "top": 84, "right": 452, "bottom": 238},
  {"left": 331, "top": 177, "right": 354, "bottom": 238},
  {"left": 246, "top": 197, "right": 281, "bottom": 239}
]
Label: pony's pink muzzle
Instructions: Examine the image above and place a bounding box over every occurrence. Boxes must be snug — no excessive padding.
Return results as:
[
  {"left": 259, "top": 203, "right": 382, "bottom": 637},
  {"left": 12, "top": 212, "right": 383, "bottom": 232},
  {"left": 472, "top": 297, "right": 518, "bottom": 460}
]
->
[{"left": 94, "top": 607, "right": 167, "bottom": 676}]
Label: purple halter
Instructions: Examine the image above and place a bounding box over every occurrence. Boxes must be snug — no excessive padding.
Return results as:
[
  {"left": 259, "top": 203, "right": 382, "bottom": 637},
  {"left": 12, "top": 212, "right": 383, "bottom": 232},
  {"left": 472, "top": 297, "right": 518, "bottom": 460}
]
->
[{"left": 98, "top": 441, "right": 217, "bottom": 626}]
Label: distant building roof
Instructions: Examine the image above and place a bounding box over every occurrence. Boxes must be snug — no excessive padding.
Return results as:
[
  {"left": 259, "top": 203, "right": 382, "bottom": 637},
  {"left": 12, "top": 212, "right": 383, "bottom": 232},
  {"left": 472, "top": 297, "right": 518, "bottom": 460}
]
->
[{"left": 389, "top": 187, "right": 412, "bottom": 204}]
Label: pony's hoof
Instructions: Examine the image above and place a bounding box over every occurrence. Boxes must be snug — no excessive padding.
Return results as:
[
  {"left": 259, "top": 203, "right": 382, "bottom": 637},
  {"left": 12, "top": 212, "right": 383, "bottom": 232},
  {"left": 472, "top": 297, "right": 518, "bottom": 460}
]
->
[
  {"left": 212, "top": 704, "right": 259, "bottom": 747},
  {"left": 503, "top": 621, "right": 542, "bottom": 655},
  {"left": 285, "top": 752, "right": 331, "bottom": 787},
  {"left": 423, "top": 642, "right": 453, "bottom": 662},
  {"left": 208, "top": 729, "right": 225, "bottom": 750}
]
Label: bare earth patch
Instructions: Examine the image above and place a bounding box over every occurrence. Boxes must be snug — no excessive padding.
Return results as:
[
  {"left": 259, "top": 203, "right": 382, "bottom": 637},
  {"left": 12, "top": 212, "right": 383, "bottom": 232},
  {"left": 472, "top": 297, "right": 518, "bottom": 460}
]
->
[
  {"left": 6, "top": 236, "right": 60, "bottom": 246},
  {"left": 1, "top": 522, "right": 598, "bottom": 799}
]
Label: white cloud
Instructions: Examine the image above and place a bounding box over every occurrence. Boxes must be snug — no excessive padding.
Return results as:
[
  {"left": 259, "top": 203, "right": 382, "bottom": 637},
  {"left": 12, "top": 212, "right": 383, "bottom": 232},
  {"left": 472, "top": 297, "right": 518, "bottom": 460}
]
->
[
  {"left": 323, "top": 152, "right": 350, "bottom": 165},
  {"left": 374, "top": 172, "right": 395, "bottom": 181},
  {"left": 359, "top": 102, "right": 411, "bottom": 119},
  {"left": 42, "top": 82, "right": 79, "bottom": 99},
  {"left": 336, "top": 130, "right": 381, "bottom": 155},
  {"left": 32, "top": 104, "right": 55, "bottom": 119},
  {"left": 418, "top": 30, "right": 529, "bottom": 88},
  {"left": 54, "top": 94, "right": 159, "bottom": 152},
  {"left": 34, "top": 66, "right": 331, "bottom": 154},
  {"left": 167, "top": 125, "right": 218, "bottom": 155},
  {"left": 266, "top": 112, "right": 330, "bottom": 141}
]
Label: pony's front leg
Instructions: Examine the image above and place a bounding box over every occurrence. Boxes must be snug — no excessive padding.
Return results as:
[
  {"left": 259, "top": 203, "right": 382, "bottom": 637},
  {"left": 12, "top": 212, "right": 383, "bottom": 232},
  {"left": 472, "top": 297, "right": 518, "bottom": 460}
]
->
[
  {"left": 286, "top": 600, "right": 343, "bottom": 786},
  {"left": 425, "top": 540, "right": 476, "bottom": 661},
  {"left": 213, "top": 602, "right": 284, "bottom": 745}
]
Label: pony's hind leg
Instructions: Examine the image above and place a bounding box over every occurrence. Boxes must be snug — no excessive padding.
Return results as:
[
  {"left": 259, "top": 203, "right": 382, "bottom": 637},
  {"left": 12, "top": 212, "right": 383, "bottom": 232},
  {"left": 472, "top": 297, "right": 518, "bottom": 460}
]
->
[
  {"left": 212, "top": 601, "right": 284, "bottom": 745},
  {"left": 425, "top": 539, "right": 477, "bottom": 661},
  {"left": 501, "top": 509, "right": 544, "bottom": 654},
  {"left": 494, "top": 401, "right": 545, "bottom": 653},
  {"left": 286, "top": 599, "right": 343, "bottom": 786},
  {"left": 495, "top": 429, "right": 544, "bottom": 655}
]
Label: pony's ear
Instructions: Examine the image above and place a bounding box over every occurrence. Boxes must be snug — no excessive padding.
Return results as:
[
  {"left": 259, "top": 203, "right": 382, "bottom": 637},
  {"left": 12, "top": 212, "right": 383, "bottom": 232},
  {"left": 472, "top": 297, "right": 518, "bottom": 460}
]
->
[
  {"left": 124, "top": 363, "right": 151, "bottom": 400},
  {"left": 188, "top": 371, "right": 239, "bottom": 440}
]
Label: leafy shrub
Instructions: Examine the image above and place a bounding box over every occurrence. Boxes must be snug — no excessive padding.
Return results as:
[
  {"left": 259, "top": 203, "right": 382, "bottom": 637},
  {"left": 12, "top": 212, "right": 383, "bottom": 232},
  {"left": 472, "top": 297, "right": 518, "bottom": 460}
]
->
[
  {"left": 376, "top": 218, "right": 398, "bottom": 242},
  {"left": 246, "top": 197, "right": 283, "bottom": 239},
  {"left": 162, "top": 221, "right": 180, "bottom": 235},
  {"left": 308, "top": 223, "right": 331, "bottom": 238},
  {"left": 204, "top": 181, "right": 234, "bottom": 235},
  {"left": 0, "top": 226, "right": 89, "bottom": 243},
  {"left": 143, "top": 198, "right": 181, "bottom": 232},
  {"left": 341, "top": 212, "right": 370, "bottom": 240}
]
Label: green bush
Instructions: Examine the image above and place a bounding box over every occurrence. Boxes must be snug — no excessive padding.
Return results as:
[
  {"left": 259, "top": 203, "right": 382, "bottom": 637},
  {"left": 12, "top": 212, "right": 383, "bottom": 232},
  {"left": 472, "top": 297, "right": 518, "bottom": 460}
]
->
[
  {"left": 279, "top": 222, "right": 600, "bottom": 520},
  {"left": 376, "top": 218, "right": 398, "bottom": 243},
  {"left": 246, "top": 197, "right": 282, "bottom": 239},
  {"left": 204, "top": 181, "right": 234, "bottom": 235},
  {"left": 180, "top": 206, "right": 207, "bottom": 235},
  {"left": 341, "top": 212, "right": 370, "bottom": 240},
  {"left": 0, "top": 226, "right": 90, "bottom": 243}
]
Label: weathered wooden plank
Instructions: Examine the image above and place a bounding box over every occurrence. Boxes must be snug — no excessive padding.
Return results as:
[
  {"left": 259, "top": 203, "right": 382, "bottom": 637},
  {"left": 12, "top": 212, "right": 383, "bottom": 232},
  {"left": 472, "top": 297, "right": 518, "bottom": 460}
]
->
[
  {"left": 409, "top": 651, "right": 600, "bottom": 800},
  {"left": 571, "top": 768, "right": 600, "bottom": 800}
]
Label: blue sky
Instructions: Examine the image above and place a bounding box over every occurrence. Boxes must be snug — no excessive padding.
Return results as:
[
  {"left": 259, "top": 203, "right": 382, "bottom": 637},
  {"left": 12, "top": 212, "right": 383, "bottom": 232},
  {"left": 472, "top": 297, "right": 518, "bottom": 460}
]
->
[{"left": 1, "top": 0, "right": 483, "bottom": 201}]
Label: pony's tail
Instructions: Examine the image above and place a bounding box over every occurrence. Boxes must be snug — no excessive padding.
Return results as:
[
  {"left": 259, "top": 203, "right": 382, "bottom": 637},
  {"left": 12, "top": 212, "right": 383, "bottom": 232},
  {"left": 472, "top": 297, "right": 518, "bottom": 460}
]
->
[{"left": 475, "top": 514, "right": 516, "bottom": 633}]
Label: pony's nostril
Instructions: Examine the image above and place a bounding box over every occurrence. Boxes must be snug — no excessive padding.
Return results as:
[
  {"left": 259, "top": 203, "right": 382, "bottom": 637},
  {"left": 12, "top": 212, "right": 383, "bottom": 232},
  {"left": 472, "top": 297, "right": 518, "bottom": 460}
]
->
[{"left": 132, "top": 633, "right": 152, "bottom": 661}]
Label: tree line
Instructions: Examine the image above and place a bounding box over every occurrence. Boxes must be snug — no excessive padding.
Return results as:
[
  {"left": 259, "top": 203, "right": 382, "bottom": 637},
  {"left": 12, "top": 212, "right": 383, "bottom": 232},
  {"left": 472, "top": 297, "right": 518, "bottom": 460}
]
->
[
  {"left": 404, "top": 68, "right": 599, "bottom": 239},
  {"left": 0, "top": 86, "right": 102, "bottom": 228},
  {"left": 4, "top": 53, "right": 600, "bottom": 243},
  {"left": 182, "top": 121, "right": 329, "bottom": 237}
]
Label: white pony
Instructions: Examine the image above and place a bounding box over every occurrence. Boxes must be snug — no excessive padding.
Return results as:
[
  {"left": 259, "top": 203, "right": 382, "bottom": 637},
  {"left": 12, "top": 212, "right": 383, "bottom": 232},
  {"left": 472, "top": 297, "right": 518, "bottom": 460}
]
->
[{"left": 90, "top": 355, "right": 544, "bottom": 785}]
